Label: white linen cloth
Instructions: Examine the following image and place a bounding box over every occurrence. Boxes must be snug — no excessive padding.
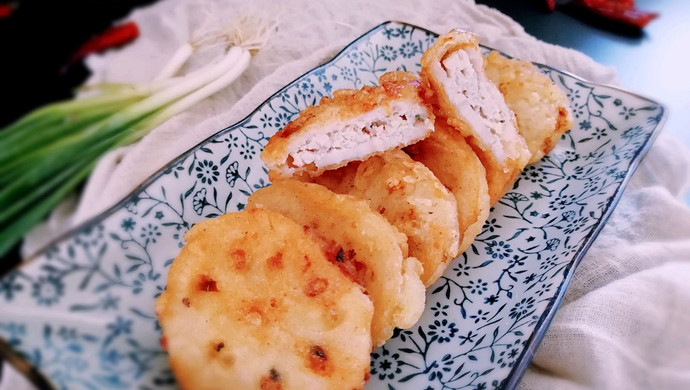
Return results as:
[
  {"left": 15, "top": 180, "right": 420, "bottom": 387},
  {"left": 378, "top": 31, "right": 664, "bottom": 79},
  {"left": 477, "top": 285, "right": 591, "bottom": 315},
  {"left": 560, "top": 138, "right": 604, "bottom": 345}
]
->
[{"left": 11, "top": 0, "right": 690, "bottom": 389}]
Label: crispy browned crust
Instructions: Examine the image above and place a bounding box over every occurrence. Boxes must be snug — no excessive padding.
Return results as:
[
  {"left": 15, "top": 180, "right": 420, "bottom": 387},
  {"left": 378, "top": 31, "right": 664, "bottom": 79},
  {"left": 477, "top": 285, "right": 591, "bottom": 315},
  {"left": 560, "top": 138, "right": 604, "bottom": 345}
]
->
[
  {"left": 246, "top": 180, "right": 425, "bottom": 347},
  {"left": 156, "top": 208, "right": 373, "bottom": 390},
  {"left": 303, "top": 162, "right": 360, "bottom": 195},
  {"left": 420, "top": 30, "right": 530, "bottom": 205},
  {"left": 420, "top": 29, "right": 480, "bottom": 71},
  {"left": 405, "top": 120, "right": 490, "bottom": 255},
  {"left": 304, "top": 150, "right": 460, "bottom": 287},
  {"left": 261, "top": 71, "right": 433, "bottom": 176},
  {"left": 484, "top": 51, "right": 573, "bottom": 164},
  {"left": 477, "top": 149, "right": 524, "bottom": 205}
]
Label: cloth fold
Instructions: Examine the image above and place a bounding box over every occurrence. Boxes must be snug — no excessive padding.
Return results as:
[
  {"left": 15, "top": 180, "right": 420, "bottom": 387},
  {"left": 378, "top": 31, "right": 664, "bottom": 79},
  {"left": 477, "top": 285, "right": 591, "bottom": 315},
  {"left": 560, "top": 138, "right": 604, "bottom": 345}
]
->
[{"left": 17, "top": 0, "right": 690, "bottom": 389}]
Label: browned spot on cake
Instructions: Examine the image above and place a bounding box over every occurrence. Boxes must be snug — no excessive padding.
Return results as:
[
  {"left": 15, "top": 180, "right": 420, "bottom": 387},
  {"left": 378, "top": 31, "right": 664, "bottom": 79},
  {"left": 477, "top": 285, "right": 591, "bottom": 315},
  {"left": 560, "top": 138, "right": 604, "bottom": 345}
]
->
[
  {"left": 230, "top": 249, "right": 247, "bottom": 271},
  {"left": 198, "top": 275, "right": 219, "bottom": 292},
  {"left": 260, "top": 368, "right": 283, "bottom": 390},
  {"left": 307, "top": 345, "right": 333, "bottom": 376},
  {"left": 302, "top": 255, "right": 312, "bottom": 272},
  {"left": 332, "top": 248, "right": 368, "bottom": 287},
  {"left": 286, "top": 154, "right": 297, "bottom": 168},
  {"left": 267, "top": 252, "right": 284, "bottom": 269},
  {"left": 305, "top": 277, "right": 328, "bottom": 297},
  {"left": 386, "top": 180, "right": 405, "bottom": 194}
]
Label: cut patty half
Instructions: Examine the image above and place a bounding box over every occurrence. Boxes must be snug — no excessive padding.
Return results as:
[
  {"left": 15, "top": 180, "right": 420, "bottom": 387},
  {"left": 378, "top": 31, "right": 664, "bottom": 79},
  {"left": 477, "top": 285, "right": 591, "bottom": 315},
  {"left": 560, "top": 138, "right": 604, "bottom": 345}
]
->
[
  {"left": 155, "top": 208, "right": 373, "bottom": 390},
  {"left": 421, "top": 30, "right": 531, "bottom": 204},
  {"left": 484, "top": 50, "right": 573, "bottom": 164},
  {"left": 262, "top": 71, "right": 435, "bottom": 179},
  {"left": 247, "top": 180, "right": 425, "bottom": 346}
]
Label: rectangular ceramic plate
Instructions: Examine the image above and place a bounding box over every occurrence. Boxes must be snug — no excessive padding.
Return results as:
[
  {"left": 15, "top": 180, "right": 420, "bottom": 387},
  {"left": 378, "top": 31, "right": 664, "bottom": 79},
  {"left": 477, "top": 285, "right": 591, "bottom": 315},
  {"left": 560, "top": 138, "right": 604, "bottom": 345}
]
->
[{"left": 0, "top": 21, "right": 666, "bottom": 390}]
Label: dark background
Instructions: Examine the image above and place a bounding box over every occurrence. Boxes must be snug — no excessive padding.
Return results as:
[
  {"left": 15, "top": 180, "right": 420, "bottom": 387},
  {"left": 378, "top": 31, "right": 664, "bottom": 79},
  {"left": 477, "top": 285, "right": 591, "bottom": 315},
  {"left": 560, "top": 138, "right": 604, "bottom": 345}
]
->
[
  {"left": 0, "top": 0, "right": 157, "bottom": 126},
  {"left": 1, "top": 0, "right": 688, "bottom": 271}
]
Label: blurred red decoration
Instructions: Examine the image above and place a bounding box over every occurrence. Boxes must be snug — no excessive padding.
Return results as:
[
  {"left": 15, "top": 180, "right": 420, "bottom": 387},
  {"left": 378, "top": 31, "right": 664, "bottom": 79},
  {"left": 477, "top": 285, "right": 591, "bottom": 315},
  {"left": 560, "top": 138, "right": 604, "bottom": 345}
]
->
[
  {"left": 62, "top": 21, "right": 140, "bottom": 73},
  {"left": 547, "top": 0, "right": 659, "bottom": 28},
  {"left": 0, "top": 2, "right": 16, "bottom": 18}
]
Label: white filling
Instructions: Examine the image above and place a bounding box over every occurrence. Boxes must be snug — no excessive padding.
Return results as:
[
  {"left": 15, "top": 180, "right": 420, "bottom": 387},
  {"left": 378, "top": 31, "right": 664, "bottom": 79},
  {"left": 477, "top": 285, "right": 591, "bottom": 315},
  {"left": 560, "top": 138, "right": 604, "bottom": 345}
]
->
[
  {"left": 433, "top": 49, "right": 517, "bottom": 164},
  {"left": 286, "top": 101, "right": 432, "bottom": 170}
]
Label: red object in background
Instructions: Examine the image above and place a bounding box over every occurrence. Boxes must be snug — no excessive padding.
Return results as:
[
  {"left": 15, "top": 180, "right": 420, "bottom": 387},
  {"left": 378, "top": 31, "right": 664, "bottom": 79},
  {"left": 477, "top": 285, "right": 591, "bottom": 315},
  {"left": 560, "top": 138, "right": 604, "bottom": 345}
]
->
[
  {"left": 546, "top": 0, "right": 658, "bottom": 28},
  {"left": 577, "top": 0, "right": 658, "bottom": 28},
  {"left": 61, "top": 21, "right": 140, "bottom": 73},
  {"left": 546, "top": 0, "right": 556, "bottom": 11},
  {"left": 0, "top": 2, "right": 15, "bottom": 18}
]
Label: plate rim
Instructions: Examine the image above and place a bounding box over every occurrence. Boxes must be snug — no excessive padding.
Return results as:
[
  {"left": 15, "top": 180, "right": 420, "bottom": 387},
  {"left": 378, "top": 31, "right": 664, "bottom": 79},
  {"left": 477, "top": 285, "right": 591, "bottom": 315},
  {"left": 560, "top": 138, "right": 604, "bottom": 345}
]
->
[
  {"left": 0, "top": 20, "right": 669, "bottom": 390},
  {"left": 503, "top": 101, "right": 667, "bottom": 389}
]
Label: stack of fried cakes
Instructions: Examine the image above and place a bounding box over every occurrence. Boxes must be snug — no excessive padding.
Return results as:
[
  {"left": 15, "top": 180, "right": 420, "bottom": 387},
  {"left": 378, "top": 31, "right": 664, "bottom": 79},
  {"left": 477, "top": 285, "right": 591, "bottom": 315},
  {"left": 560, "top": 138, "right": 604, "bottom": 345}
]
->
[{"left": 155, "top": 29, "right": 573, "bottom": 390}]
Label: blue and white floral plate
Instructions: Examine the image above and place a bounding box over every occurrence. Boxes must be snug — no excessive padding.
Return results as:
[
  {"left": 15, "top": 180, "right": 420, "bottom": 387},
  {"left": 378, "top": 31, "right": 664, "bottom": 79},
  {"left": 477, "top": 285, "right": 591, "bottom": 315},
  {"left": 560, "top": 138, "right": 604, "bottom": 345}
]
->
[{"left": 0, "top": 21, "right": 666, "bottom": 390}]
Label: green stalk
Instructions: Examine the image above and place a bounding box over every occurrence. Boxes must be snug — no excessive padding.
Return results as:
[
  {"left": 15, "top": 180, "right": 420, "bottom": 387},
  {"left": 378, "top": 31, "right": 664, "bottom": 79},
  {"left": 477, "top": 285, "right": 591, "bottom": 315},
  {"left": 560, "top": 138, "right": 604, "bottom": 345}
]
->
[
  {"left": 0, "top": 111, "right": 157, "bottom": 232},
  {"left": 0, "top": 105, "right": 143, "bottom": 175},
  {"left": 0, "top": 110, "right": 154, "bottom": 200},
  {"left": 0, "top": 167, "right": 24, "bottom": 187},
  {"left": 0, "top": 77, "right": 181, "bottom": 145},
  {"left": 0, "top": 153, "right": 95, "bottom": 224},
  {"left": 0, "top": 46, "right": 252, "bottom": 260},
  {"left": 0, "top": 160, "right": 97, "bottom": 258},
  {"left": 0, "top": 114, "right": 63, "bottom": 144},
  {"left": 0, "top": 109, "right": 153, "bottom": 254},
  {"left": 2, "top": 46, "right": 244, "bottom": 174},
  {"left": 0, "top": 92, "right": 145, "bottom": 141},
  {"left": 0, "top": 100, "right": 133, "bottom": 166}
]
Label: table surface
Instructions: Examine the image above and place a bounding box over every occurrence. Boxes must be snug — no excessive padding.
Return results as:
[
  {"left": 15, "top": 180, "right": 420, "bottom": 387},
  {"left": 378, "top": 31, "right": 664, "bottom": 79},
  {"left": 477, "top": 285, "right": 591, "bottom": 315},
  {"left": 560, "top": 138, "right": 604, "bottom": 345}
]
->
[{"left": 0, "top": 1, "right": 689, "bottom": 388}]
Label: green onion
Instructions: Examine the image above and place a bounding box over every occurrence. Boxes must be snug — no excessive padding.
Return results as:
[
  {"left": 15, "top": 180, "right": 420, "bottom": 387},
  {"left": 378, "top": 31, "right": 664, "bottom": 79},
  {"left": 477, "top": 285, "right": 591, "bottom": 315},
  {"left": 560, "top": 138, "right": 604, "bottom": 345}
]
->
[{"left": 0, "top": 43, "right": 255, "bottom": 259}]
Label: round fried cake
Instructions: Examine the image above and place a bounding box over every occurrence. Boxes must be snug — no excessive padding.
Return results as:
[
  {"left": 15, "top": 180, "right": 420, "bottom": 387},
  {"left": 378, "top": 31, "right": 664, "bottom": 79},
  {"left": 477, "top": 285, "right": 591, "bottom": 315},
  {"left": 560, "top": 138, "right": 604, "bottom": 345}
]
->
[
  {"left": 155, "top": 208, "right": 374, "bottom": 390},
  {"left": 406, "top": 120, "right": 491, "bottom": 257},
  {"left": 310, "top": 150, "right": 459, "bottom": 287},
  {"left": 247, "top": 180, "right": 425, "bottom": 347}
]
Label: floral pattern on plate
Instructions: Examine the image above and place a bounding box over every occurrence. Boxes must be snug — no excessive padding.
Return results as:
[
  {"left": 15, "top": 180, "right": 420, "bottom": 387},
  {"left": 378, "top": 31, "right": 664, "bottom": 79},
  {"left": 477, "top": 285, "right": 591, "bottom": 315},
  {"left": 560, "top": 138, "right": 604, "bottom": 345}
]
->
[{"left": 0, "top": 21, "right": 665, "bottom": 390}]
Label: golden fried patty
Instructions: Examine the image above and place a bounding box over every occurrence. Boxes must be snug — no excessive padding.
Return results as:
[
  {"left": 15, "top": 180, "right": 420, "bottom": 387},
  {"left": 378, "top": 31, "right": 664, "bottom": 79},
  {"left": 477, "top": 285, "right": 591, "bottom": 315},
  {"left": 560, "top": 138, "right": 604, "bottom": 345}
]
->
[
  {"left": 309, "top": 149, "right": 460, "bottom": 287},
  {"left": 406, "top": 120, "right": 491, "bottom": 257},
  {"left": 155, "top": 208, "right": 374, "bottom": 390},
  {"left": 247, "top": 180, "right": 425, "bottom": 347}
]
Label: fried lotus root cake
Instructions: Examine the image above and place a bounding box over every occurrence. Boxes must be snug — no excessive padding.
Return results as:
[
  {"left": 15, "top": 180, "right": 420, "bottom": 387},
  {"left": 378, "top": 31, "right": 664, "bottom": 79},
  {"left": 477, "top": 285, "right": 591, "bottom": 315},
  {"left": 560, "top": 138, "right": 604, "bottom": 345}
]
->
[
  {"left": 406, "top": 120, "right": 491, "bottom": 257},
  {"left": 310, "top": 149, "right": 459, "bottom": 287},
  {"left": 421, "top": 30, "right": 531, "bottom": 204},
  {"left": 247, "top": 180, "right": 425, "bottom": 346},
  {"left": 484, "top": 51, "right": 573, "bottom": 164},
  {"left": 155, "top": 208, "right": 374, "bottom": 390},
  {"left": 262, "top": 71, "right": 435, "bottom": 180}
]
